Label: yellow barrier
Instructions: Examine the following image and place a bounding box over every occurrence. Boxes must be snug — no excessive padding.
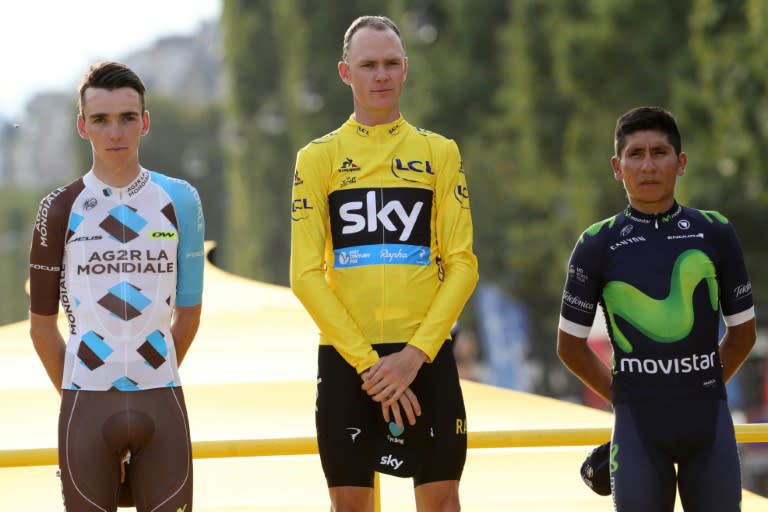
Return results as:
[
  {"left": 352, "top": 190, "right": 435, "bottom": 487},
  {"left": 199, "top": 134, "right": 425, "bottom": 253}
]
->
[{"left": 2, "top": 424, "right": 768, "bottom": 469}]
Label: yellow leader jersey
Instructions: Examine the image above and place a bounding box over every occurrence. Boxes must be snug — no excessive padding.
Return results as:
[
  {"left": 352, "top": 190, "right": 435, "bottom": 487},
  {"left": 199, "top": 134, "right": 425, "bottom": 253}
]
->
[{"left": 290, "top": 115, "right": 478, "bottom": 373}]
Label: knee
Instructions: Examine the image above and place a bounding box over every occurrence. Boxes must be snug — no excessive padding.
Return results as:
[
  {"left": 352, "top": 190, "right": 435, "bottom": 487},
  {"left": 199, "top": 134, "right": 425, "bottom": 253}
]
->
[
  {"left": 329, "top": 491, "right": 374, "bottom": 512},
  {"left": 419, "top": 494, "right": 461, "bottom": 512},
  {"left": 439, "top": 499, "right": 461, "bottom": 512},
  {"left": 332, "top": 504, "right": 373, "bottom": 512}
]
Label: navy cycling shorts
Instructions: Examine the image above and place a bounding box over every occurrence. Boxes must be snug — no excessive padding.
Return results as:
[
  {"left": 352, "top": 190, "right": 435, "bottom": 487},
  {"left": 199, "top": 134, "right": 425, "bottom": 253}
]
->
[{"left": 611, "top": 398, "right": 741, "bottom": 512}]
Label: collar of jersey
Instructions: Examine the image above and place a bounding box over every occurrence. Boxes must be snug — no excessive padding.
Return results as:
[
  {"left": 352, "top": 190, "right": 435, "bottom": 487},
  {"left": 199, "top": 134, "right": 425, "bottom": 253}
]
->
[
  {"left": 346, "top": 114, "right": 407, "bottom": 143},
  {"left": 84, "top": 167, "right": 151, "bottom": 199},
  {"left": 624, "top": 201, "right": 681, "bottom": 223}
]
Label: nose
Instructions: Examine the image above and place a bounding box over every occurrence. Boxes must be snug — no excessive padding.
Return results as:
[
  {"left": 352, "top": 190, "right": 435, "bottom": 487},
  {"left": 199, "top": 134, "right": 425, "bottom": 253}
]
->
[
  {"left": 373, "top": 65, "right": 389, "bottom": 81},
  {"left": 640, "top": 153, "right": 655, "bottom": 172},
  {"left": 108, "top": 120, "right": 122, "bottom": 139}
]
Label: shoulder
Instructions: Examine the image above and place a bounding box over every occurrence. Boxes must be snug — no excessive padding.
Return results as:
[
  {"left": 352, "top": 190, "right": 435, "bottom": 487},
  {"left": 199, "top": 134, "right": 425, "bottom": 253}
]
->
[
  {"left": 682, "top": 206, "right": 735, "bottom": 237},
  {"left": 148, "top": 172, "right": 204, "bottom": 228},
  {"left": 687, "top": 206, "right": 730, "bottom": 225},
  {"left": 296, "top": 126, "right": 345, "bottom": 172},
  {"left": 410, "top": 124, "right": 456, "bottom": 148},
  {"left": 300, "top": 127, "right": 343, "bottom": 152},
  {"left": 577, "top": 213, "right": 622, "bottom": 245},
  {"left": 691, "top": 207, "right": 745, "bottom": 255},
  {"left": 38, "top": 177, "right": 85, "bottom": 215},
  {"left": 149, "top": 171, "right": 200, "bottom": 201}
]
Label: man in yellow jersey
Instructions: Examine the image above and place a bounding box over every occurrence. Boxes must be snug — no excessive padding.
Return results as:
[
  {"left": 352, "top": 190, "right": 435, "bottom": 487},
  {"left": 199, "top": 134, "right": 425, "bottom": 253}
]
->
[{"left": 290, "top": 15, "right": 478, "bottom": 512}]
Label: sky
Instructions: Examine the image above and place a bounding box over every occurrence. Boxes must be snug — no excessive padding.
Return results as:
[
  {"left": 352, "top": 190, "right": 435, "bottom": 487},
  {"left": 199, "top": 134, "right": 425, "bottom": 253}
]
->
[{"left": 1, "top": 0, "right": 221, "bottom": 121}]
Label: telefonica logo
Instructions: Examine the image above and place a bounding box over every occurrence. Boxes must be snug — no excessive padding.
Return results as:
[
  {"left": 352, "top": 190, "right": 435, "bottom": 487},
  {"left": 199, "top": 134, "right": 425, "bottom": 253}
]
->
[{"left": 562, "top": 291, "right": 595, "bottom": 313}]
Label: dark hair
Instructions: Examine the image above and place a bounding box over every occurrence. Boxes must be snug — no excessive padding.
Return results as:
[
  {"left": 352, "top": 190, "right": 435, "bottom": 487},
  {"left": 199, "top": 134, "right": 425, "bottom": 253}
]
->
[
  {"left": 614, "top": 106, "right": 682, "bottom": 156},
  {"left": 78, "top": 61, "right": 146, "bottom": 115},
  {"left": 342, "top": 15, "right": 404, "bottom": 61}
]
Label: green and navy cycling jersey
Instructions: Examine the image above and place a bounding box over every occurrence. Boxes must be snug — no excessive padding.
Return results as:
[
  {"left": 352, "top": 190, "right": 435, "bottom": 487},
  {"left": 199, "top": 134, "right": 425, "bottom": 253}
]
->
[
  {"left": 559, "top": 203, "right": 754, "bottom": 404},
  {"left": 29, "top": 168, "right": 205, "bottom": 391}
]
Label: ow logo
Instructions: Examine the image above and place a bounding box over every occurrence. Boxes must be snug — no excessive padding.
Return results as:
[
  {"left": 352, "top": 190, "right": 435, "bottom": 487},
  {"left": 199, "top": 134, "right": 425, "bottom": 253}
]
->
[
  {"left": 339, "top": 191, "right": 423, "bottom": 242},
  {"left": 149, "top": 231, "right": 177, "bottom": 239}
]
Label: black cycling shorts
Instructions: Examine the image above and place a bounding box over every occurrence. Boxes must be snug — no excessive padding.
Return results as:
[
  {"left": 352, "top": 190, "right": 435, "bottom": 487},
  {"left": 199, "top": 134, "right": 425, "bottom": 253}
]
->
[
  {"left": 58, "top": 387, "right": 193, "bottom": 512},
  {"left": 316, "top": 340, "right": 467, "bottom": 488},
  {"left": 611, "top": 398, "right": 741, "bottom": 512}
]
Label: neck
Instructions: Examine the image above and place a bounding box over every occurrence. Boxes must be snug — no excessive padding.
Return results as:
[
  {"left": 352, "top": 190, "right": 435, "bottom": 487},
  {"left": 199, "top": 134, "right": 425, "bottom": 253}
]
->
[
  {"left": 628, "top": 197, "right": 676, "bottom": 215},
  {"left": 353, "top": 107, "right": 400, "bottom": 127},
  {"left": 91, "top": 159, "right": 142, "bottom": 188}
]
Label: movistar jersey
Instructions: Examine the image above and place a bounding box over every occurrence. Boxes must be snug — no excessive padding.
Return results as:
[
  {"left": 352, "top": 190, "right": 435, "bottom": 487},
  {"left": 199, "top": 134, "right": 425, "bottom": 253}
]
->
[
  {"left": 29, "top": 168, "right": 205, "bottom": 391},
  {"left": 290, "top": 115, "right": 478, "bottom": 373},
  {"left": 559, "top": 203, "right": 754, "bottom": 403}
]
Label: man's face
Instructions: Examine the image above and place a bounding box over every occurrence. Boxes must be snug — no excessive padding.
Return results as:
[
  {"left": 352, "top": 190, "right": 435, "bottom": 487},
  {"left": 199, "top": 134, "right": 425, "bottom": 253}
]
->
[
  {"left": 611, "top": 130, "right": 687, "bottom": 214},
  {"left": 338, "top": 26, "right": 407, "bottom": 124},
  {"left": 77, "top": 87, "right": 149, "bottom": 171}
]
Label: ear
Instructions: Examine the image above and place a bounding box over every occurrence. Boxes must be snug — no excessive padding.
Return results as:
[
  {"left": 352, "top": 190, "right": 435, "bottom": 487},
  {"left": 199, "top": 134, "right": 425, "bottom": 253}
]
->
[
  {"left": 676, "top": 152, "right": 687, "bottom": 177},
  {"left": 403, "top": 56, "right": 409, "bottom": 82},
  {"left": 76, "top": 115, "right": 89, "bottom": 140},
  {"left": 141, "top": 111, "right": 150, "bottom": 136},
  {"left": 338, "top": 61, "right": 351, "bottom": 86},
  {"left": 610, "top": 155, "right": 622, "bottom": 181}
]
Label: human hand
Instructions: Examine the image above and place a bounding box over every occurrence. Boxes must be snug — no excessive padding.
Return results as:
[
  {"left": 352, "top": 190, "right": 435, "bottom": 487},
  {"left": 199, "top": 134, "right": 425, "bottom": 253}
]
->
[
  {"left": 120, "top": 449, "right": 131, "bottom": 483},
  {"left": 381, "top": 387, "right": 422, "bottom": 429},
  {"left": 361, "top": 345, "right": 427, "bottom": 406}
]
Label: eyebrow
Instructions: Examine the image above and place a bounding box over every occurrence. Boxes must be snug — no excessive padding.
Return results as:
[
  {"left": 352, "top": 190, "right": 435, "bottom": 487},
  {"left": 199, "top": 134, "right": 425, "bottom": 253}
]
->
[{"left": 87, "top": 111, "right": 141, "bottom": 119}]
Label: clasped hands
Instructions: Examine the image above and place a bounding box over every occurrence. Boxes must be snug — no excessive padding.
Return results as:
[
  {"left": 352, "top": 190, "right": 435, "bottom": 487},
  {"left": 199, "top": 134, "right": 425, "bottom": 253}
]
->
[{"left": 361, "top": 345, "right": 427, "bottom": 430}]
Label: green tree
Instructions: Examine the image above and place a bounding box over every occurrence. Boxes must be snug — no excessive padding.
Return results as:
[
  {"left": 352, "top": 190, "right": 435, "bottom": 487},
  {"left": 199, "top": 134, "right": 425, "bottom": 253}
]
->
[
  {"left": 0, "top": 188, "right": 44, "bottom": 324},
  {"left": 219, "top": 0, "right": 410, "bottom": 283},
  {"left": 677, "top": 0, "right": 768, "bottom": 311}
]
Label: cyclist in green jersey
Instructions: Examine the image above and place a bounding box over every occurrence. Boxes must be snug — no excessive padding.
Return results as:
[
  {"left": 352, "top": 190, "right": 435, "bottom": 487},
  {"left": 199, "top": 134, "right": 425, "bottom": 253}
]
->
[{"left": 557, "top": 106, "right": 755, "bottom": 511}]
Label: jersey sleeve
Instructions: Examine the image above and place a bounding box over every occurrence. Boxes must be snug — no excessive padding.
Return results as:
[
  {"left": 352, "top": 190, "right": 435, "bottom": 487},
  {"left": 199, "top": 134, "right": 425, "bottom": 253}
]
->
[
  {"left": 712, "top": 215, "right": 754, "bottom": 326},
  {"left": 558, "top": 226, "right": 606, "bottom": 339},
  {"left": 29, "top": 184, "right": 81, "bottom": 315},
  {"left": 153, "top": 173, "right": 205, "bottom": 307},
  {"left": 289, "top": 145, "right": 379, "bottom": 373},
  {"left": 407, "top": 139, "right": 479, "bottom": 360}
]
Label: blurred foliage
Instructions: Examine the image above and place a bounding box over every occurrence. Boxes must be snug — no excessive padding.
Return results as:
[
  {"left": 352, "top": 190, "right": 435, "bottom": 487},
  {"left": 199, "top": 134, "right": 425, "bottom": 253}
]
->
[
  {"left": 3, "top": 0, "right": 768, "bottom": 396},
  {"left": 0, "top": 188, "right": 44, "bottom": 324},
  {"left": 219, "top": 0, "right": 768, "bottom": 395}
]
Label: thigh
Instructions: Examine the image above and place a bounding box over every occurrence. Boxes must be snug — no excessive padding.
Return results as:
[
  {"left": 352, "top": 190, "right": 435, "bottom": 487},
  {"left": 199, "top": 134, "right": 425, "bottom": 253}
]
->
[
  {"left": 128, "top": 387, "right": 193, "bottom": 512},
  {"left": 611, "top": 403, "right": 676, "bottom": 512},
  {"left": 316, "top": 345, "right": 376, "bottom": 488},
  {"left": 413, "top": 340, "right": 467, "bottom": 487},
  {"left": 677, "top": 400, "right": 741, "bottom": 512},
  {"left": 58, "top": 390, "right": 121, "bottom": 512}
]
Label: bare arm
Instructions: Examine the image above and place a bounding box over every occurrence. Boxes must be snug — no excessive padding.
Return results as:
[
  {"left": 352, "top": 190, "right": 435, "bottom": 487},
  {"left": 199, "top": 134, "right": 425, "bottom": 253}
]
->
[
  {"left": 29, "top": 312, "right": 66, "bottom": 394},
  {"left": 557, "top": 329, "right": 612, "bottom": 404},
  {"left": 720, "top": 317, "right": 756, "bottom": 383},
  {"left": 171, "top": 304, "right": 202, "bottom": 366}
]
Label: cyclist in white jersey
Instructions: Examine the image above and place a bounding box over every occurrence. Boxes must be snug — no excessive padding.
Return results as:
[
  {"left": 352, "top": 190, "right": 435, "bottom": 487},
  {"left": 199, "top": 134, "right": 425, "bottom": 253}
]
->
[{"left": 29, "top": 61, "right": 204, "bottom": 512}]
